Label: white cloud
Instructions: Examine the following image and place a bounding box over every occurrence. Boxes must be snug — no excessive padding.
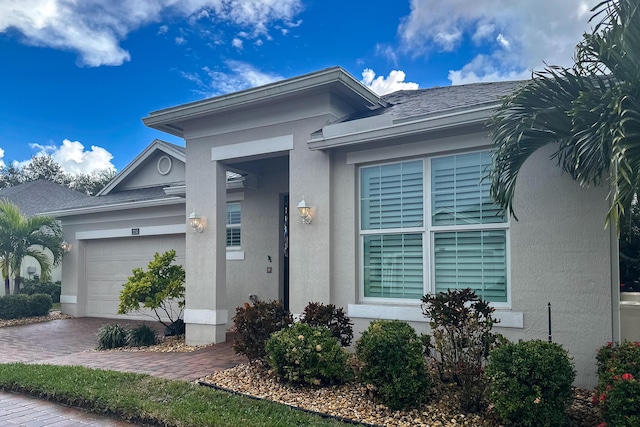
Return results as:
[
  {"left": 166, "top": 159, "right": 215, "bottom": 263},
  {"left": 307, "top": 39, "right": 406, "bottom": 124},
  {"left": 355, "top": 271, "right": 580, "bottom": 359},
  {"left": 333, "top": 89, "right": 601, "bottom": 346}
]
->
[
  {"left": 398, "top": 0, "right": 600, "bottom": 84},
  {"left": 232, "top": 37, "right": 243, "bottom": 49},
  {"left": 157, "top": 25, "right": 168, "bottom": 35},
  {"left": 0, "top": 147, "right": 5, "bottom": 169},
  {"left": 29, "top": 140, "right": 115, "bottom": 175},
  {"left": 361, "top": 69, "right": 419, "bottom": 96},
  {"left": 200, "top": 60, "right": 283, "bottom": 95},
  {"left": 0, "top": 0, "right": 303, "bottom": 67},
  {"left": 175, "top": 36, "right": 186, "bottom": 45}
]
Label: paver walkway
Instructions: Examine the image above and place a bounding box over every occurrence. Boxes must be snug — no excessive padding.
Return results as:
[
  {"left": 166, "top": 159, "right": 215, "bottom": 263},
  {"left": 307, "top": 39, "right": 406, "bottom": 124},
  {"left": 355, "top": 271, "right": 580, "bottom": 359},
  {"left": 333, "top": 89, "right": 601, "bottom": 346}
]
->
[{"left": 0, "top": 317, "right": 247, "bottom": 426}]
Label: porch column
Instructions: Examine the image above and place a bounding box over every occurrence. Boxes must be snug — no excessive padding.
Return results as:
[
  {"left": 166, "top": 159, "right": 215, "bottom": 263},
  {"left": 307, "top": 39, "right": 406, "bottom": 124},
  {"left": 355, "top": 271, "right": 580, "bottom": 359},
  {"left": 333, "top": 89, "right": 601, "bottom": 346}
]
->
[{"left": 184, "top": 160, "right": 227, "bottom": 345}]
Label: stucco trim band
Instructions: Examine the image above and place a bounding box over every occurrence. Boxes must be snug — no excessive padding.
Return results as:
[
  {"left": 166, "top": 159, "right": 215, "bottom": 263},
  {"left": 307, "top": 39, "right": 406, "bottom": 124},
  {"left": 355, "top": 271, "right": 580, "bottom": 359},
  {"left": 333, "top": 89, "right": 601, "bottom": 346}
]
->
[
  {"left": 76, "top": 224, "right": 185, "bottom": 240},
  {"left": 184, "top": 308, "right": 229, "bottom": 325},
  {"left": 211, "top": 135, "right": 293, "bottom": 161},
  {"left": 60, "top": 295, "right": 77, "bottom": 304}
]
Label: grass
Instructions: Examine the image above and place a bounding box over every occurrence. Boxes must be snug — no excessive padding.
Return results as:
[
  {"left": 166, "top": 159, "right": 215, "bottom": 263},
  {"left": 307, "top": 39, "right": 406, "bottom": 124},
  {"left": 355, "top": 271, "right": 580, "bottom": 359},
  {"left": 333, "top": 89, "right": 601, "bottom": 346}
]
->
[{"left": 0, "top": 364, "right": 354, "bottom": 427}]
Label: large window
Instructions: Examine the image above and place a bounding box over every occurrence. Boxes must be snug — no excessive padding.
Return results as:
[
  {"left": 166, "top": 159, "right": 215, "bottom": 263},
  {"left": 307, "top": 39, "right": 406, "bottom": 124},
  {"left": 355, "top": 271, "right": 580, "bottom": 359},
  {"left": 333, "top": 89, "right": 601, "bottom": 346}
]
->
[
  {"left": 360, "top": 151, "right": 509, "bottom": 304},
  {"left": 226, "top": 203, "right": 241, "bottom": 249}
]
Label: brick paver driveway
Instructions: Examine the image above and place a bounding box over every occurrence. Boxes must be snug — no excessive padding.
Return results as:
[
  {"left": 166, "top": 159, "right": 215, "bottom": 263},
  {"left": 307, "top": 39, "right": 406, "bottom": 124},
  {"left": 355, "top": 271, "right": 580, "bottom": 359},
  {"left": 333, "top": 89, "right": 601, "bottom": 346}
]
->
[
  {"left": 0, "top": 317, "right": 247, "bottom": 426},
  {"left": 0, "top": 317, "right": 246, "bottom": 381}
]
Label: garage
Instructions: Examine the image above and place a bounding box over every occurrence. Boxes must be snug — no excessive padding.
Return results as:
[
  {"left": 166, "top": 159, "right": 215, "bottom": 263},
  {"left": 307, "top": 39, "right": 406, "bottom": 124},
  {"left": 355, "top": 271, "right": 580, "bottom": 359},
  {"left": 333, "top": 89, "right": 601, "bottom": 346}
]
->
[{"left": 84, "top": 234, "right": 185, "bottom": 318}]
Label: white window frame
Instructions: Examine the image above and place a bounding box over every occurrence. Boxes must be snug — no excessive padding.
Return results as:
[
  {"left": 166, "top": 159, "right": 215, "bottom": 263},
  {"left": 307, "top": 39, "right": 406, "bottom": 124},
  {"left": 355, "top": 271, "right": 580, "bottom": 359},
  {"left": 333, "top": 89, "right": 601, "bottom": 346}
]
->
[
  {"left": 226, "top": 202, "right": 242, "bottom": 250},
  {"left": 358, "top": 150, "right": 511, "bottom": 308}
]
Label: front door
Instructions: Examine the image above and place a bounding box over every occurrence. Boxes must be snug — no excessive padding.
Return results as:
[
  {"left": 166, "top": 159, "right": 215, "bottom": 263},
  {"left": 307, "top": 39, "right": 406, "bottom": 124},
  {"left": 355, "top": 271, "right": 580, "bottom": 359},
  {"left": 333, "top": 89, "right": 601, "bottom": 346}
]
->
[{"left": 280, "top": 193, "right": 290, "bottom": 311}]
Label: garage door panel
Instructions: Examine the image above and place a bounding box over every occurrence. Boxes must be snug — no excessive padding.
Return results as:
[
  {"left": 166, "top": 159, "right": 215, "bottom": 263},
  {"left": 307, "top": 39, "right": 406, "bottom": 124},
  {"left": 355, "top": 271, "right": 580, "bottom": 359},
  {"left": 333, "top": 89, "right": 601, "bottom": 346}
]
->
[{"left": 85, "top": 235, "right": 185, "bottom": 318}]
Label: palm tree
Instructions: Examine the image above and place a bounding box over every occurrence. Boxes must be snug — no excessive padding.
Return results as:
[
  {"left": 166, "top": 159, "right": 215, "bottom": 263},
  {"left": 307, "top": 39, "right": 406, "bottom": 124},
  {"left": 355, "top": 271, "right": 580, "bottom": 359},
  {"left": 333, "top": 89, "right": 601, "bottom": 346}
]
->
[
  {"left": 489, "top": 0, "right": 640, "bottom": 228},
  {"left": 0, "top": 200, "right": 64, "bottom": 295}
]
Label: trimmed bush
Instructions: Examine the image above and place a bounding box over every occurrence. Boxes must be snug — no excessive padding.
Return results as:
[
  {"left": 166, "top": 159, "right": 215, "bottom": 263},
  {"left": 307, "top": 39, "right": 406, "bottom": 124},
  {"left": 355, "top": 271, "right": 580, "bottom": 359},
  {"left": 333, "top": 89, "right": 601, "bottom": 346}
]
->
[
  {"left": 356, "top": 320, "right": 430, "bottom": 410},
  {"left": 96, "top": 324, "right": 128, "bottom": 350},
  {"left": 128, "top": 324, "right": 158, "bottom": 347},
  {"left": 486, "top": 339, "right": 576, "bottom": 427},
  {"left": 596, "top": 341, "right": 640, "bottom": 390},
  {"left": 233, "top": 300, "right": 293, "bottom": 362},
  {"left": 0, "top": 294, "right": 52, "bottom": 319},
  {"left": 595, "top": 341, "right": 640, "bottom": 426},
  {"left": 300, "top": 302, "right": 353, "bottom": 347},
  {"left": 26, "top": 294, "right": 53, "bottom": 316},
  {"left": 19, "top": 278, "right": 61, "bottom": 303},
  {"left": 266, "top": 323, "right": 352, "bottom": 386},
  {"left": 421, "top": 288, "right": 502, "bottom": 412}
]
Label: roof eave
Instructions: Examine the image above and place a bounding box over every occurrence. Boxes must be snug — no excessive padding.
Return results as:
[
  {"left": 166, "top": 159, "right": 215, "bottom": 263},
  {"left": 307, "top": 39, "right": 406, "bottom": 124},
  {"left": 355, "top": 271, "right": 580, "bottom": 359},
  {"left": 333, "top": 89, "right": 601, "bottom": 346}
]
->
[
  {"left": 307, "top": 104, "right": 497, "bottom": 150},
  {"left": 43, "top": 197, "right": 185, "bottom": 218},
  {"left": 142, "top": 67, "right": 387, "bottom": 135}
]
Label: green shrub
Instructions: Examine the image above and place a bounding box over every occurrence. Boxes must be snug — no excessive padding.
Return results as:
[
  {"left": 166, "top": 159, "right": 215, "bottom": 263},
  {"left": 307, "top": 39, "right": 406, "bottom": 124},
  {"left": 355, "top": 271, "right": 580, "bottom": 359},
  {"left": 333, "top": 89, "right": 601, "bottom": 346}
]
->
[
  {"left": 300, "top": 302, "right": 353, "bottom": 347},
  {"left": 598, "top": 373, "right": 640, "bottom": 427},
  {"left": 127, "top": 324, "right": 158, "bottom": 347},
  {"left": 19, "top": 278, "right": 61, "bottom": 303},
  {"left": 596, "top": 341, "right": 640, "bottom": 391},
  {"left": 595, "top": 341, "right": 640, "bottom": 426},
  {"left": 0, "top": 294, "right": 52, "bottom": 319},
  {"left": 96, "top": 324, "right": 128, "bottom": 350},
  {"left": 421, "top": 288, "right": 502, "bottom": 412},
  {"left": 266, "top": 323, "right": 352, "bottom": 386},
  {"left": 25, "top": 294, "right": 53, "bottom": 316},
  {"left": 355, "top": 320, "right": 430, "bottom": 410},
  {"left": 486, "top": 339, "right": 576, "bottom": 427},
  {"left": 233, "top": 300, "right": 293, "bottom": 362}
]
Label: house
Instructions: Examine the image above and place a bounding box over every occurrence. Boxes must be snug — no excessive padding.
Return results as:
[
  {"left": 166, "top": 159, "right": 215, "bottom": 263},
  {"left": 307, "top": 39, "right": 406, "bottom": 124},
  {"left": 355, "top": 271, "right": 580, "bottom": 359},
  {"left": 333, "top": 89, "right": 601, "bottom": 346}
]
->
[
  {"left": 51, "top": 67, "right": 617, "bottom": 388},
  {"left": 0, "top": 179, "right": 89, "bottom": 286}
]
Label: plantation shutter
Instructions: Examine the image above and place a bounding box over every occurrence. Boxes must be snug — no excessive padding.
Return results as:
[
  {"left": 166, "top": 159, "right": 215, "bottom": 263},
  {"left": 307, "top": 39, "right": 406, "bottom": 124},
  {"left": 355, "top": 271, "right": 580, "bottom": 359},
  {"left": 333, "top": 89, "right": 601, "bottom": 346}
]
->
[
  {"left": 226, "top": 203, "right": 241, "bottom": 247},
  {"left": 361, "top": 160, "right": 423, "bottom": 230},
  {"left": 433, "top": 230, "right": 507, "bottom": 302},
  {"left": 431, "top": 152, "right": 503, "bottom": 226},
  {"left": 363, "top": 233, "right": 423, "bottom": 299}
]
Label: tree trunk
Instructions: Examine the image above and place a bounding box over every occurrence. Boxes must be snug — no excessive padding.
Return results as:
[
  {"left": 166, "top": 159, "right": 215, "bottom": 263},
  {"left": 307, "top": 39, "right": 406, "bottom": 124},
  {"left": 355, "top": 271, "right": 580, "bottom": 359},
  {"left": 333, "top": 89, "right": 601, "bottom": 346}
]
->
[
  {"left": 13, "top": 276, "right": 20, "bottom": 295},
  {"left": 4, "top": 277, "right": 8, "bottom": 296}
]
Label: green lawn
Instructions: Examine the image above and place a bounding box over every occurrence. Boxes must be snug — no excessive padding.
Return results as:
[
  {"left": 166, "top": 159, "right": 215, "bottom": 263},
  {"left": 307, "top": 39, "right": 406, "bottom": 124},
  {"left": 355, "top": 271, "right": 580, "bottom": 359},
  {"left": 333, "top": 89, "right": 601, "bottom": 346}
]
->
[{"left": 0, "top": 364, "right": 354, "bottom": 427}]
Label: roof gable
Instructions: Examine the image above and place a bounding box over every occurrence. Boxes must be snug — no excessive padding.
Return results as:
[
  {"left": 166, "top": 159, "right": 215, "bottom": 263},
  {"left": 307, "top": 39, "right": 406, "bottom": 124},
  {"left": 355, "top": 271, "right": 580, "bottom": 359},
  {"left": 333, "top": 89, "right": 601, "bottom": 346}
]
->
[
  {"left": 0, "top": 179, "right": 90, "bottom": 216},
  {"left": 98, "top": 139, "right": 185, "bottom": 196}
]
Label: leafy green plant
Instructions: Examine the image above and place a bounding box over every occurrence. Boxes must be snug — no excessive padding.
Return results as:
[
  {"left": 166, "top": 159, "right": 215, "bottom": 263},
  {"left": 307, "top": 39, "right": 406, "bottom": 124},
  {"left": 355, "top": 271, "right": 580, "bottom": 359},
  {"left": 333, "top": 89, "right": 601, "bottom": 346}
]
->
[
  {"left": 300, "top": 302, "right": 353, "bottom": 347},
  {"left": 594, "top": 341, "right": 640, "bottom": 426},
  {"left": 95, "top": 324, "right": 128, "bottom": 350},
  {"left": 19, "top": 278, "right": 61, "bottom": 303},
  {"left": 486, "top": 339, "right": 576, "bottom": 427},
  {"left": 597, "top": 373, "right": 640, "bottom": 427},
  {"left": 233, "top": 300, "right": 293, "bottom": 362},
  {"left": 25, "top": 293, "right": 53, "bottom": 316},
  {"left": 118, "top": 250, "right": 185, "bottom": 331},
  {"left": 355, "top": 320, "right": 430, "bottom": 410},
  {"left": 266, "top": 322, "right": 352, "bottom": 386},
  {"left": 421, "top": 288, "right": 502, "bottom": 412},
  {"left": 596, "top": 341, "right": 640, "bottom": 391},
  {"left": 0, "top": 293, "right": 51, "bottom": 319},
  {"left": 127, "top": 323, "right": 158, "bottom": 347}
]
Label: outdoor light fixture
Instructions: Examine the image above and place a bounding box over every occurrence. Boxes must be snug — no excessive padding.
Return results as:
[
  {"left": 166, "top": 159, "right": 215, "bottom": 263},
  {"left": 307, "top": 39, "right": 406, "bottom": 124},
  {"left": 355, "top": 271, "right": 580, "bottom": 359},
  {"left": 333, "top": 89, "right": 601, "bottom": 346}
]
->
[
  {"left": 297, "top": 198, "right": 312, "bottom": 224},
  {"left": 188, "top": 211, "right": 204, "bottom": 233},
  {"left": 61, "top": 241, "right": 72, "bottom": 253}
]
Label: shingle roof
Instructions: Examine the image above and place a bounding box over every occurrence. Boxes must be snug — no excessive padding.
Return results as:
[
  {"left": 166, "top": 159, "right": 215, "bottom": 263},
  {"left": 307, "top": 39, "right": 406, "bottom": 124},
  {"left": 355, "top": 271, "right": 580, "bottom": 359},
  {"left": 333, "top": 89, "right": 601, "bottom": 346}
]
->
[
  {"left": 0, "top": 180, "right": 90, "bottom": 216},
  {"left": 49, "top": 186, "right": 178, "bottom": 212},
  {"left": 379, "top": 80, "right": 524, "bottom": 121}
]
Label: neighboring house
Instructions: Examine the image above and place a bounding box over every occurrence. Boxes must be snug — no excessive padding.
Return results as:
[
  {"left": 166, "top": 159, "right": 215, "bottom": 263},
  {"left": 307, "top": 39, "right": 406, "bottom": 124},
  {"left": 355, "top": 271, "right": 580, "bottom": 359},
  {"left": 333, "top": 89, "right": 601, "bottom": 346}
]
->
[
  {"left": 51, "top": 67, "right": 617, "bottom": 387},
  {"left": 0, "top": 179, "right": 89, "bottom": 287}
]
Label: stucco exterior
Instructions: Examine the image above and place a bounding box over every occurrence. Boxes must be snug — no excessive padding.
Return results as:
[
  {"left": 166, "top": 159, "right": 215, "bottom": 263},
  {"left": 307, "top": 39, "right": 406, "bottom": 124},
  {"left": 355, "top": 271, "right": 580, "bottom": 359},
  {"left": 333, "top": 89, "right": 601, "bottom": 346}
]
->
[{"left": 52, "top": 67, "right": 618, "bottom": 388}]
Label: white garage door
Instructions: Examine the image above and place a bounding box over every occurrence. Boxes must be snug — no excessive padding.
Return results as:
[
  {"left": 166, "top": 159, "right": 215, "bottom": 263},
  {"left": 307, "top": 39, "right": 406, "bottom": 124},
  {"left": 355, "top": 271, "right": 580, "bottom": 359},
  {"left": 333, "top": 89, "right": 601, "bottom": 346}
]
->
[{"left": 84, "top": 235, "right": 185, "bottom": 318}]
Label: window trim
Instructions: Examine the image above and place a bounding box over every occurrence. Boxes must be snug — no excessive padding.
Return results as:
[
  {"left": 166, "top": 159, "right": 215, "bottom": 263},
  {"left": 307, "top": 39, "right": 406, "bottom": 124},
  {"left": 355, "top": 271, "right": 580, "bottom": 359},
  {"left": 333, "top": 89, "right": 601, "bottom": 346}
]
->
[
  {"left": 226, "top": 202, "right": 242, "bottom": 251},
  {"left": 358, "top": 150, "right": 511, "bottom": 307}
]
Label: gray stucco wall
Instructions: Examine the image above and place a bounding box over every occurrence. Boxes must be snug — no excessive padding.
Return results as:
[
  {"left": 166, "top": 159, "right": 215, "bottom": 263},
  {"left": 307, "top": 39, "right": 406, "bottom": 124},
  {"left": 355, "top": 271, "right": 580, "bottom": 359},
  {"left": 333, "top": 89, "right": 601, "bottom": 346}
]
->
[{"left": 329, "top": 135, "right": 614, "bottom": 388}]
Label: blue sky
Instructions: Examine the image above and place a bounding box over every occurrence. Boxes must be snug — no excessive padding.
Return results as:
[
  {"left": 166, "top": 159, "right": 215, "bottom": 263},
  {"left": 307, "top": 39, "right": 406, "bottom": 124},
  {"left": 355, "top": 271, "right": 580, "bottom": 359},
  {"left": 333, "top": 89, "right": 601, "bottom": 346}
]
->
[{"left": 0, "top": 0, "right": 599, "bottom": 173}]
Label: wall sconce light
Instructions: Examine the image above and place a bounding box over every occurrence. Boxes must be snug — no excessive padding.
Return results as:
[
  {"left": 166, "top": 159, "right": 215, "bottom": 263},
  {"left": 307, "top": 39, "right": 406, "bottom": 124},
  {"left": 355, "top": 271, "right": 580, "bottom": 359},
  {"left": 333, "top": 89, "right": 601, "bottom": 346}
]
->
[
  {"left": 297, "top": 198, "right": 312, "bottom": 224},
  {"left": 188, "top": 211, "right": 204, "bottom": 233},
  {"left": 61, "top": 241, "right": 72, "bottom": 253}
]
